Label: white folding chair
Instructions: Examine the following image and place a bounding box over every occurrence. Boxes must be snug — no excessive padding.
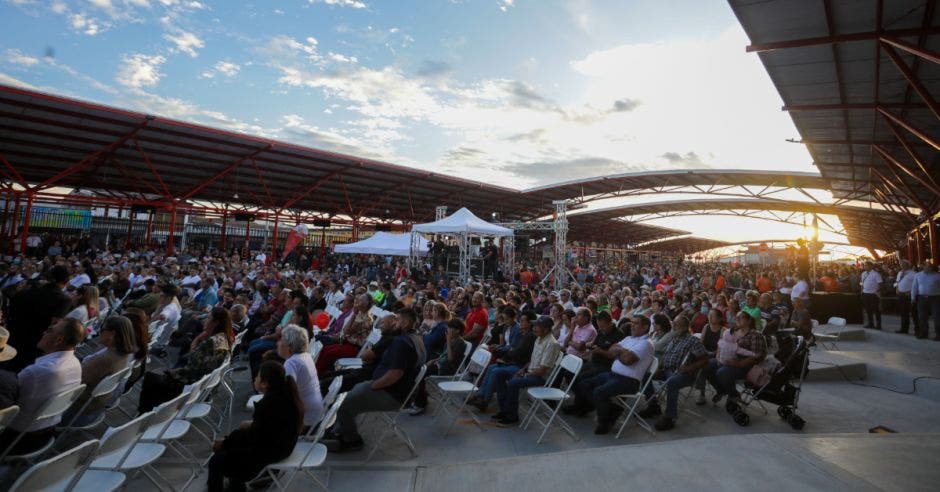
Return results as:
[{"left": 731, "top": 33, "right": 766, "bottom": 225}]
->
[
  {"left": 138, "top": 392, "right": 200, "bottom": 489},
  {"left": 322, "top": 376, "right": 345, "bottom": 410},
  {"left": 253, "top": 392, "right": 347, "bottom": 491},
  {"left": 178, "top": 362, "right": 229, "bottom": 443},
  {"left": 56, "top": 367, "right": 133, "bottom": 447},
  {"left": 310, "top": 340, "right": 324, "bottom": 362},
  {"left": 612, "top": 357, "right": 660, "bottom": 439},
  {"left": 816, "top": 317, "right": 842, "bottom": 349},
  {"left": 365, "top": 364, "right": 428, "bottom": 462},
  {"left": 520, "top": 354, "right": 583, "bottom": 444},
  {"left": 10, "top": 440, "right": 125, "bottom": 492},
  {"left": 0, "top": 384, "right": 86, "bottom": 463},
  {"left": 334, "top": 328, "right": 382, "bottom": 370},
  {"left": 0, "top": 405, "right": 19, "bottom": 435},
  {"left": 433, "top": 346, "right": 491, "bottom": 435},
  {"left": 87, "top": 412, "right": 170, "bottom": 492}
]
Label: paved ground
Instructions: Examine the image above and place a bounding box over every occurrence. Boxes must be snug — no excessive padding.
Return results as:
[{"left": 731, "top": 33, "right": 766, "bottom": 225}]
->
[{"left": 8, "top": 314, "right": 938, "bottom": 491}]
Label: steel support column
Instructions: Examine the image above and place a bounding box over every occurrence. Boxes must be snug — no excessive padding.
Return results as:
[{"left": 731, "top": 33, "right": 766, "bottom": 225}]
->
[
  {"left": 930, "top": 220, "right": 939, "bottom": 266},
  {"left": 0, "top": 198, "right": 9, "bottom": 241},
  {"left": 6, "top": 195, "right": 19, "bottom": 256},
  {"left": 145, "top": 210, "right": 154, "bottom": 248},
  {"left": 18, "top": 194, "right": 33, "bottom": 256},
  {"left": 220, "top": 210, "right": 228, "bottom": 252},
  {"left": 126, "top": 208, "right": 135, "bottom": 250},
  {"left": 167, "top": 207, "right": 177, "bottom": 256},
  {"left": 271, "top": 213, "right": 280, "bottom": 261},
  {"left": 351, "top": 216, "right": 359, "bottom": 241},
  {"left": 916, "top": 230, "right": 925, "bottom": 264}
]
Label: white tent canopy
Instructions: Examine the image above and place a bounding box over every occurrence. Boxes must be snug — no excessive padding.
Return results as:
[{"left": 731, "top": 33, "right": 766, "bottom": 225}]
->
[
  {"left": 411, "top": 207, "right": 514, "bottom": 236},
  {"left": 334, "top": 232, "right": 429, "bottom": 256}
]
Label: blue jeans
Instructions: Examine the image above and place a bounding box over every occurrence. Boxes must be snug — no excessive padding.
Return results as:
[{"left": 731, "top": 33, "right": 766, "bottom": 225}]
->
[
  {"left": 495, "top": 374, "right": 543, "bottom": 420},
  {"left": 644, "top": 369, "right": 696, "bottom": 419},
  {"left": 576, "top": 372, "right": 640, "bottom": 424},
  {"left": 702, "top": 359, "right": 748, "bottom": 398},
  {"left": 478, "top": 364, "right": 519, "bottom": 405}
]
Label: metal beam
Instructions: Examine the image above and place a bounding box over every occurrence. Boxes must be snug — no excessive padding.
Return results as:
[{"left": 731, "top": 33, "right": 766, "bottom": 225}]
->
[
  {"left": 745, "top": 26, "right": 940, "bottom": 52},
  {"left": 880, "top": 43, "right": 940, "bottom": 121},
  {"left": 880, "top": 35, "right": 940, "bottom": 66},
  {"left": 876, "top": 108, "right": 940, "bottom": 152},
  {"left": 179, "top": 144, "right": 272, "bottom": 201},
  {"left": 783, "top": 102, "right": 926, "bottom": 111}
]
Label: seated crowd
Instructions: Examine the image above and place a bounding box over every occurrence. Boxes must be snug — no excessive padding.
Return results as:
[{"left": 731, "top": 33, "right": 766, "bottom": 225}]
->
[{"left": 0, "top": 242, "right": 931, "bottom": 489}]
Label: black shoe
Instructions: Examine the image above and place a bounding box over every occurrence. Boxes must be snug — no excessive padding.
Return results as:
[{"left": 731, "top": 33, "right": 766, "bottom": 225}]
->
[
  {"left": 638, "top": 403, "right": 662, "bottom": 418},
  {"left": 712, "top": 394, "right": 724, "bottom": 404},
  {"left": 895, "top": 330, "right": 909, "bottom": 334},
  {"left": 324, "top": 436, "right": 364, "bottom": 453},
  {"left": 494, "top": 415, "right": 519, "bottom": 427},
  {"left": 594, "top": 422, "right": 612, "bottom": 435},
  {"left": 469, "top": 396, "right": 488, "bottom": 413},
  {"left": 654, "top": 416, "right": 675, "bottom": 431},
  {"left": 490, "top": 412, "right": 506, "bottom": 421},
  {"left": 863, "top": 325, "right": 875, "bottom": 329}
]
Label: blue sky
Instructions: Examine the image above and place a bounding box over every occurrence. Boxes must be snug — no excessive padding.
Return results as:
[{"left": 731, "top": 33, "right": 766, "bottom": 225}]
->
[{"left": 3, "top": 1, "right": 852, "bottom": 248}]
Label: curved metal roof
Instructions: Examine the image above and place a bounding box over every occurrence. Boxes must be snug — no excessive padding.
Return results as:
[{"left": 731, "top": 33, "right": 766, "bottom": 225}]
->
[
  {"left": 568, "top": 198, "right": 908, "bottom": 250},
  {"left": 0, "top": 83, "right": 904, "bottom": 249},
  {"left": 730, "top": 0, "right": 940, "bottom": 218}
]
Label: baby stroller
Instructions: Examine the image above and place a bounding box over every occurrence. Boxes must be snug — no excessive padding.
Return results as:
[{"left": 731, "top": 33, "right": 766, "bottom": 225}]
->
[{"left": 727, "top": 334, "right": 809, "bottom": 429}]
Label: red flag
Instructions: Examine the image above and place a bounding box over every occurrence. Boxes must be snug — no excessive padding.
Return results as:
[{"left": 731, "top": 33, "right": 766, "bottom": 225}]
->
[{"left": 281, "top": 224, "right": 309, "bottom": 261}]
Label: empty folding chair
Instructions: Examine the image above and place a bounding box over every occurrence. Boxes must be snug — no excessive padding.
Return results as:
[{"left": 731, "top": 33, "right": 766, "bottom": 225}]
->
[
  {"left": 138, "top": 392, "right": 200, "bottom": 489},
  {"left": 432, "top": 346, "right": 491, "bottom": 435},
  {"left": 10, "top": 440, "right": 125, "bottom": 492},
  {"left": 612, "top": 357, "right": 660, "bottom": 439},
  {"left": 365, "top": 364, "right": 428, "bottom": 462},
  {"left": 87, "top": 412, "right": 171, "bottom": 491},
  {"left": 334, "top": 328, "right": 382, "bottom": 371},
  {"left": 0, "top": 384, "right": 86, "bottom": 463},
  {"left": 520, "top": 354, "right": 583, "bottom": 444},
  {"left": 178, "top": 363, "right": 228, "bottom": 444},
  {"left": 253, "top": 392, "right": 347, "bottom": 491},
  {"left": 310, "top": 339, "right": 324, "bottom": 362},
  {"left": 56, "top": 367, "right": 133, "bottom": 447}
]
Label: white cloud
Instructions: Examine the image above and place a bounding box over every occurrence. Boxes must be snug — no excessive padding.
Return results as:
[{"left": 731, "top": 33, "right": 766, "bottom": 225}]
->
[
  {"left": 499, "top": 0, "right": 514, "bottom": 12},
  {"left": 327, "top": 52, "right": 357, "bottom": 63},
  {"left": 0, "top": 72, "right": 38, "bottom": 89},
  {"left": 4, "top": 49, "right": 40, "bottom": 67},
  {"left": 200, "top": 60, "right": 241, "bottom": 78},
  {"left": 164, "top": 29, "right": 204, "bottom": 57},
  {"left": 116, "top": 53, "right": 166, "bottom": 88},
  {"left": 69, "top": 13, "right": 106, "bottom": 35},
  {"left": 310, "top": 0, "right": 367, "bottom": 9}
]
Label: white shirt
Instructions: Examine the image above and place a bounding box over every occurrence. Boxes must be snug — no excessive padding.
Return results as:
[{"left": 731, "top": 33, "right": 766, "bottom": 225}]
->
[
  {"left": 896, "top": 269, "right": 915, "bottom": 293},
  {"left": 255, "top": 253, "right": 267, "bottom": 263},
  {"left": 611, "top": 335, "right": 654, "bottom": 381},
  {"left": 182, "top": 275, "right": 202, "bottom": 286},
  {"left": 284, "top": 353, "right": 325, "bottom": 426},
  {"left": 790, "top": 280, "right": 809, "bottom": 301},
  {"left": 68, "top": 273, "right": 91, "bottom": 289},
  {"left": 26, "top": 235, "right": 41, "bottom": 247},
  {"left": 158, "top": 301, "right": 182, "bottom": 324},
  {"left": 562, "top": 300, "right": 574, "bottom": 311},
  {"left": 861, "top": 270, "right": 883, "bottom": 294},
  {"left": 325, "top": 290, "right": 345, "bottom": 309},
  {"left": 911, "top": 271, "right": 940, "bottom": 299},
  {"left": 13, "top": 350, "right": 82, "bottom": 432}
]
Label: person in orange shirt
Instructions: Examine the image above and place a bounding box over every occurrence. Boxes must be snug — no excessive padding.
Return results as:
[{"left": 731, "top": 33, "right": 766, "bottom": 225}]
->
[
  {"left": 756, "top": 272, "right": 773, "bottom": 293},
  {"left": 714, "top": 270, "right": 726, "bottom": 292}
]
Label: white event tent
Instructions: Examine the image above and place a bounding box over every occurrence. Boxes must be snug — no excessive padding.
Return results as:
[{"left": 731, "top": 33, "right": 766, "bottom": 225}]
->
[
  {"left": 411, "top": 207, "right": 514, "bottom": 281},
  {"left": 334, "top": 231, "right": 429, "bottom": 256}
]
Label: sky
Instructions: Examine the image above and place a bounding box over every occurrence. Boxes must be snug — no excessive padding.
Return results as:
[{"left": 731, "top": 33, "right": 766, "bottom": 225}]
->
[{"left": 1, "top": 0, "right": 856, "bottom": 250}]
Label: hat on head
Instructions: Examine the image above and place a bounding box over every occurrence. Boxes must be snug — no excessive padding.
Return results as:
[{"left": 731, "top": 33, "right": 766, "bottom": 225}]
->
[{"left": 0, "top": 327, "right": 17, "bottom": 362}]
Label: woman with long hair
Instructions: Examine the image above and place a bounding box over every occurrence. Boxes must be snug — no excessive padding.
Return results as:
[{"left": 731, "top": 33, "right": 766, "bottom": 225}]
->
[
  {"left": 207, "top": 360, "right": 303, "bottom": 492},
  {"left": 122, "top": 307, "right": 150, "bottom": 391},
  {"left": 66, "top": 285, "right": 100, "bottom": 324},
  {"left": 63, "top": 315, "right": 137, "bottom": 426},
  {"left": 137, "top": 307, "right": 232, "bottom": 413}
]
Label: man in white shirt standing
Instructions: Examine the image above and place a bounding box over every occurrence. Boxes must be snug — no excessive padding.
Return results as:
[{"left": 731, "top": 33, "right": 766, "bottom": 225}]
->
[
  {"left": 860, "top": 262, "right": 883, "bottom": 330},
  {"left": 911, "top": 261, "right": 940, "bottom": 340},
  {"left": 895, "top": 260, "right": 917, "bottom": 334},
  {"left": 0, "top": 317, "right": 83, "bottom": 455}
]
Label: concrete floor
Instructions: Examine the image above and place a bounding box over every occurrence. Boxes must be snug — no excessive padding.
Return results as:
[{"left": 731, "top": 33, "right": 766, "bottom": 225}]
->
[{"left": 11, "top": 315, "right": 939, "bottom": 491}]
